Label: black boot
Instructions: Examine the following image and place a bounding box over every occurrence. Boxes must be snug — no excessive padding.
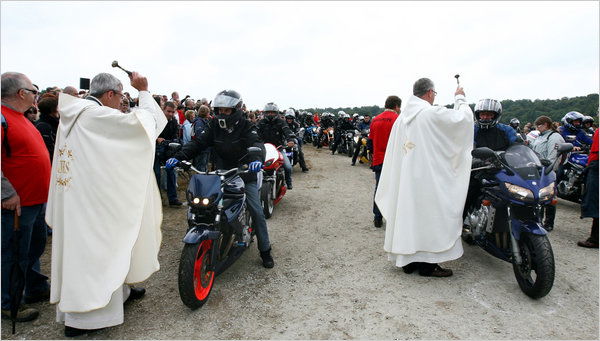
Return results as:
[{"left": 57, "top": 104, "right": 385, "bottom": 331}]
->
[
  {"left": 260, "top": 248, "right": 274, "bottom": 268},
  {"left": 543, "top": 205, "right": 556, "bottom": 231}
]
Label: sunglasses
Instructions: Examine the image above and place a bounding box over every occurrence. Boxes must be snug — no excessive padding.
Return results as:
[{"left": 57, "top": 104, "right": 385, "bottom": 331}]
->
[{"left": 21, "top": 88, "right": 39, "bottom": 95}]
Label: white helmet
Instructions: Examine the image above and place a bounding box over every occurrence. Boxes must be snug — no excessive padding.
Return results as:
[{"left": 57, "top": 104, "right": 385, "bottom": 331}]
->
[
  {"left": 285, "top": 108, "right": 295, "bottom": 118},
  {"left": 338, "top": 110, "right": 346, "bottom": 117},
  {"left": 353, "top": 113, "right": 359, "bottom": 118}
]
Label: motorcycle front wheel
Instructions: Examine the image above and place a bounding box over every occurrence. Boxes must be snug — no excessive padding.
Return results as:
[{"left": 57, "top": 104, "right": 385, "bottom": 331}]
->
[
  {"left": 512, "top": 233, "right": 555, "bottom": 299},
  {"left": 178, "top": 240, "right": 215, "bottom": 309},
  {"left": 261, "top": 182, "right": 274, "bottom": 219},
  {"left": 347, "top": 142, "right": 354, "bottom": 157}
]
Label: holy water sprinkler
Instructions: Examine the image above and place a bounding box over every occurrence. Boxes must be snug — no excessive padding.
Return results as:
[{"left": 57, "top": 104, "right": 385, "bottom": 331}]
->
[
  {"left": 454, "top": 74, "right": 460, "bottom": 86},
  {"left": 111, "top": 60, "right": 132, "bottom": 76}
]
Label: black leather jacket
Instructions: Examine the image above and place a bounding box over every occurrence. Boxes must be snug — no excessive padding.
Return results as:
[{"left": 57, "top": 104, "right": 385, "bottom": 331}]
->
[
  {"left": 257, "top": 117, "right": 296, "bottom": 146},
  {"left": 174, "top": 116, "right": 266, "bottom": 182}
]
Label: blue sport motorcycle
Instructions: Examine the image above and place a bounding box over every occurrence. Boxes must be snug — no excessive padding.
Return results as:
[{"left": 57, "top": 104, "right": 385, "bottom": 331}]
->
[
  {"left": 177, "top": 147, "right": 261, "bottom": 310},
  {"left": 462, "top": 143, "right": 573, "bottom": 299}
]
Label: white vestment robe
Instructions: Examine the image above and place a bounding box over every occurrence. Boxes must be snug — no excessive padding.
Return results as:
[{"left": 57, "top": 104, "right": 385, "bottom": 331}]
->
[
  {"left": 46, "top": 91, "right": 167, "bottom": 322},
  {"left": 375, "top": 94, "right": 473, "bottom": 267}
]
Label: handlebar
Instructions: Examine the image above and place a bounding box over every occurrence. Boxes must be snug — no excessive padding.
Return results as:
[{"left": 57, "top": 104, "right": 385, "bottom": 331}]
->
[{"left": 179, "top": 160, "right": 250, "bottom": 176}]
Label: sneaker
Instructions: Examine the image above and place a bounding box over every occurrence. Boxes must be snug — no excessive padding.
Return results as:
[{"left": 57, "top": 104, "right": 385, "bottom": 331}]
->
[
  {"left": 287, "top": 184, "right": 293, "bottom": 190},
  {"left": 23, "top": 288, "right": 50, "bottom": 304},
  {"left": 351, "top": 162, "right": 356, "bottom": 166},
  {"left": 374, "top": 218, "right": 383, "bottom": 228},
  {"left": 169, "top": 200, "right": 183, "bottom": 207},
  {"left": 1, "top": 307, "right": 39, "bottom": 322},
  {"left": 302, "top": 168, "right": 309, "bottom": 173},
  {"left": 260, "top": 248, "right": 274, "bottom": 268}
]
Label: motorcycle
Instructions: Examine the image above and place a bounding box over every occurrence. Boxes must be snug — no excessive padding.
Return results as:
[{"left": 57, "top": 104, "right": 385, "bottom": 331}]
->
[
  {"left": 177, "top": 147, "right": 262, "bottom": 310},
  {"left": 307, "top": 125, "right": 319, "bottom": 146},
  {"left": 556, "top": 136, "right": 589, "bottom": 203},
  {"left": 336, "top": 130, "right": 354, "bottom": 156},
  {"left": 462, "top": 143, "right": 572, "bottom": 299},
  {"left": 353, "top": 129, "right": 371, "bottom": 164},
  {"left": 261, "top": 143, "right": 287, "bottom": 219}
]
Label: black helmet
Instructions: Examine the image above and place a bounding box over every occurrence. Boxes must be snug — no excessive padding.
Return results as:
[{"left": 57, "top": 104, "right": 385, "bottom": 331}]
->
[{"left": 213, "top": 90, "right": 243, "bottom": 130}]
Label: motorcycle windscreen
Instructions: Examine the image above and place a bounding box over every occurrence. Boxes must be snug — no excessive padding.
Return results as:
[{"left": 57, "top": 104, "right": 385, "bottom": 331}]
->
[
  {"left": 501, "top": 145, "right": 542, "bottom": 180},
  {"left": 188, "top": 174, "right": 223, "bottom": 201}
]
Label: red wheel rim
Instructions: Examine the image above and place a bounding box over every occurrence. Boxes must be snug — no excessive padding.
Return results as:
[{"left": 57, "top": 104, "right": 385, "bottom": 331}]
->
[{"left": 193, "top": 240, "right": 214, "bottom": 300}]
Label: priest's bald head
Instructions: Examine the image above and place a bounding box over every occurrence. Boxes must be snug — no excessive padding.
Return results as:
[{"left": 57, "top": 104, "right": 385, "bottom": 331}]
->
[
  {"left": 90, "top": 73, "right": 124, "bottom": 109},
  {"left": 413, "top": 78, "right": 436, "bottom": 105}
]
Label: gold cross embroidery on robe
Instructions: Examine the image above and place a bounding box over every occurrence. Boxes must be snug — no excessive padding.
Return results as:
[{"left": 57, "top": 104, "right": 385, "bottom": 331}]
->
[
  {"left": 56, "top": 144, "right": 74, "bottom": 187},
  {"left": 402, "top": 141, "right": 416, "bottom": 154}
]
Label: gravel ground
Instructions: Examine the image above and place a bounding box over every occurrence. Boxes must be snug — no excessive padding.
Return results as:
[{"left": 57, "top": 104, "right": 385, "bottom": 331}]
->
[{"left": 2, "top": 144, "right": 598, "bottom": 340}]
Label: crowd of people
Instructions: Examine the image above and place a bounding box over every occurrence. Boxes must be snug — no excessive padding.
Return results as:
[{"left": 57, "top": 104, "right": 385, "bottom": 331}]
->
[{"left": 1, "top": 71, "right": 597, "bottom": 336}]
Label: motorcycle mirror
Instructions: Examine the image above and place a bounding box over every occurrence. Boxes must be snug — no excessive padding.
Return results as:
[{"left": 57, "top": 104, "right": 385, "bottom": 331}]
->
[
  {"left": 540, "top": 159, "right": 552, "bottom": 167},
  {"left": 247, "top": 146, "right": 262, "bottom": 156},
  {"left": 556, "top": 142, "right": 574, "bottom": 154},
  {"left": 168, "top": 142, "right": 181, "bottom": 149},
  {"left": 471, "top": 147, "right": 496, "bottom": 160}
]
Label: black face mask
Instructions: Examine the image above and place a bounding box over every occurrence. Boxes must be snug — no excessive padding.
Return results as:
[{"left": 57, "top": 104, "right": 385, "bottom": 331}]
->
[{"left": 216, "top": 110, "right": 242, "bottom": 130}]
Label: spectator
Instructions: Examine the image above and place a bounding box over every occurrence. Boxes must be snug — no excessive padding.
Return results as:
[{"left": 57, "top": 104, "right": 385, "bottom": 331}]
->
[
  {"left": 154, "top": 101, "right": 182, "bottom": 207},
  {"left": 182, "top": 110, "right": 196, "bottom": 145},
  {"left": 1, "top": 71, "right": 51, "bottom": 323},
  {"left": 376, "top": 78, "right": 473, "bottom": 277},
  {"left": 35, "top": 95, "right": 59, "bottom": 161},
  {"left": 62, "top": 86, "right": 79, "bottom": 97},
  {"left": 119, "top": 97, "right": 130, "bottom": 113},
  {"left": 530, "top": 115, "right": 565, "bottom": 231},
  {"left": 192, "top": 105, "right": 212, "bottom": 172},
  {"left": 578, "top": 128, "right": 599, "bottom": 248},
  {"left": 24, "top": 106, "right": 38, "bottom": 123},
  {"left": 368, "top": 96, "right": 401, "bottom": 227}
]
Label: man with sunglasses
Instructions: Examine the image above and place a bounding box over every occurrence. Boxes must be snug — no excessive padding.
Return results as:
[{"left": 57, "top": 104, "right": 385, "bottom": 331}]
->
[
  {"left": 45, "top": 72, "right": 167, "bottom": 337},
  {"left": 1, "top": 72, "right": 51, "bottom": 323}
]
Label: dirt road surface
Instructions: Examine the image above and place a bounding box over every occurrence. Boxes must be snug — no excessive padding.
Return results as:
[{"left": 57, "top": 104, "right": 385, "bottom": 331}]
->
[{"left": 2, "top": 145, "right": 598, "bottom": 340}]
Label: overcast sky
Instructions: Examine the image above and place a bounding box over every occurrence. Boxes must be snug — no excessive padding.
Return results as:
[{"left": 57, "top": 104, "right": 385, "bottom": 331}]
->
[{"left": 1, "top": 1, "right": 598, "bottom": 111}]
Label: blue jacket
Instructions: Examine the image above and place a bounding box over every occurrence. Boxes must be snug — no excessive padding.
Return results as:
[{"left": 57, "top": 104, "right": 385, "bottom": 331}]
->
[{"left": 559, "top": 126, "right": 593, "bottom": 148}]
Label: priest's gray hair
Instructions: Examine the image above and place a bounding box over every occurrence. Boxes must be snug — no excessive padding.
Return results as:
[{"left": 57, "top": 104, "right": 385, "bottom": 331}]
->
[
  {"left": 1, "top": 72, "right": 28, "bottom": 98},
  {"left": 413, "top": 78, "right": 435, "bottom": 97},
  {"left": 90, "top": 73, "right": 123, "bottom": 98}
]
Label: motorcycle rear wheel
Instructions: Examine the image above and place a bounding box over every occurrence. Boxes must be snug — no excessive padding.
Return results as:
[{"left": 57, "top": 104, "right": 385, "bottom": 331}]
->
[
  {"left": 512, "top": 233, "right": 555, "bottom": 299},
  {"left": 178, "top": 240, "right": 215, "bottom": 309}
]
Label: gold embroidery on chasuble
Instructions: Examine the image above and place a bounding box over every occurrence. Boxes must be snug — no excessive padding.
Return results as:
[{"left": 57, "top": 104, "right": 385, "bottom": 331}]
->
[{"left": 56, "top": 144, "right": 74, "bottom": 187}]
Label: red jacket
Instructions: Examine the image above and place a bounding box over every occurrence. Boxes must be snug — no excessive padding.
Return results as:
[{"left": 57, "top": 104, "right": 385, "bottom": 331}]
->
[
  {"left": 369, "top": 110, "right": 399, "bottom": 167},
  {"left": 1, "top": 105, "right": 51, "bottom": 206},
  {"left": 588, "top": 129, "right": 598, "bottom": 165}
]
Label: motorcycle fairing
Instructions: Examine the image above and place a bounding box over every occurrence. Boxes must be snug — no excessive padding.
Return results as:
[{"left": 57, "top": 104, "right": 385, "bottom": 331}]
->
[
  {"left": 183, "top": 226, "right": 221, "bottom": 244},
  {"left": 188, "top": 174, "right": 223, "bottom": 203},
  {"left": 510, "top": 218, "right": 546, "bottom": 240},
  {"left": 223, "top": 197, "right": 245, "bottom": 223},
  {"left": 569, "top": 153, "right": 588, "bottom": 167}
]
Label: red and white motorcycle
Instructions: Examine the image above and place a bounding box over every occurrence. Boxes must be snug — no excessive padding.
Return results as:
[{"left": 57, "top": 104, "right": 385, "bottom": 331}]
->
[{"left": 260, "top": 143, "right": 287, "bottom": 218}]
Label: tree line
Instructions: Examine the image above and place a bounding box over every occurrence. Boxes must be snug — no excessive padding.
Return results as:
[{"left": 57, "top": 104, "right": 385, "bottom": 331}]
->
[{"left": 303, "top": 93, "right": 599, "bottom": 125}]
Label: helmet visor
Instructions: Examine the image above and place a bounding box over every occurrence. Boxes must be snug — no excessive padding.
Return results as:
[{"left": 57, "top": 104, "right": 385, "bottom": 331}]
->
[{"left": 213, "top": 94, "right": 241, "bottom": 109}]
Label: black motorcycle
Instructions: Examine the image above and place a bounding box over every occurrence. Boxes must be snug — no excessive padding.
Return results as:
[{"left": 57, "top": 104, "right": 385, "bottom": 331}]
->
[{"left": 177, "top": 147, "right": 261, "bottom": 310}]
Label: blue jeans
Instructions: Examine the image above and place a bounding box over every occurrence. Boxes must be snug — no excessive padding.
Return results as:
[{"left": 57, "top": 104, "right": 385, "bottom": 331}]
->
[
  {"left": 193, "top": 149, "right": 211, "bottom": 173},
  {"left": 2, "top": 204, "right": 49, "bottom": 310},
  {"left": 244, "top": 180, "right": 271, "bottom": 252},
  {"left": 153, "top": 156, "right": 178, "bottom": 202},
  {"left": 373, "top": 164, "right": 383, "bottom": 220},
  {"left": 281, "top": 151, "right": 293, "bottom": 187}
]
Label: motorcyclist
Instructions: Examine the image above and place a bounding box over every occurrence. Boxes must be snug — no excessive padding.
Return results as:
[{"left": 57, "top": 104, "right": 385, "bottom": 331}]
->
[
  {"left": 464, "top": 99, "right": 517, "bottom": 217},
  {"left": 509, "top": 117, "right": 526, "bottom": 141},
  {"left": 284, "top": 109, "right": 309, "bottom": 172},
  {"left": 331, "top": 111, "right": 355, "bottom": 155},
  {"left": 559, "top": 111, "right": 593, "bottom": 149},
  {"left": 352, "top": 114, "right": 371, "bottom": 165},
  {"left": 317, "top": 112, "right": 335, "bottom": 149},
  {"left": 164, "top": 90, "right": 274, "bottom": 268},
  {"left": 257, "top": 102, "right": 296, "bottom": 189},
  {"left": 582, "top": 115, "right": 595, "bottom": 135}
]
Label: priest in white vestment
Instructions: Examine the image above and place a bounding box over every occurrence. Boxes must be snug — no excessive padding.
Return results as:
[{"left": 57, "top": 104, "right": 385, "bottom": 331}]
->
[
  {"left": 375, "top": 78, "right": 473, "bottom": 277},
  {"left": 46, "top": 72, "right": 167, "bottom": 336}
]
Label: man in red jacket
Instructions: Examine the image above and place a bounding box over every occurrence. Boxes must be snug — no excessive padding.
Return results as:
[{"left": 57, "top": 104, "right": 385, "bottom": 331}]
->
[
  {"left": 369, "top": 96, "right": 401, "bottom": 227},
  {"left": 1, "top": 72, "right": 52, "bottom": 322}
]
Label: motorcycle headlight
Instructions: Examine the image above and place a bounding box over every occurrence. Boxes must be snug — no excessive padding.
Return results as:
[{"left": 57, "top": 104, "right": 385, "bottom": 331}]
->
[
  {"left": 190, "top": 196, "right": 212, "bottom": 206},
  {"left": 538, "top": 183, "right": 555, "bottom": 202},
  {"left": 505, "top": 183, "right": 534, "bottom": 202}
]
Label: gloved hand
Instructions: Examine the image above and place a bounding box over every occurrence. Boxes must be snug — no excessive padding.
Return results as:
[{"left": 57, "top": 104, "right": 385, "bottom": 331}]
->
[
  {"left": 165, "top": 158, "right": 179, "bottom": 169},
  {"left": 248, "top": 161, "right": 263, "bottom": 173}
]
